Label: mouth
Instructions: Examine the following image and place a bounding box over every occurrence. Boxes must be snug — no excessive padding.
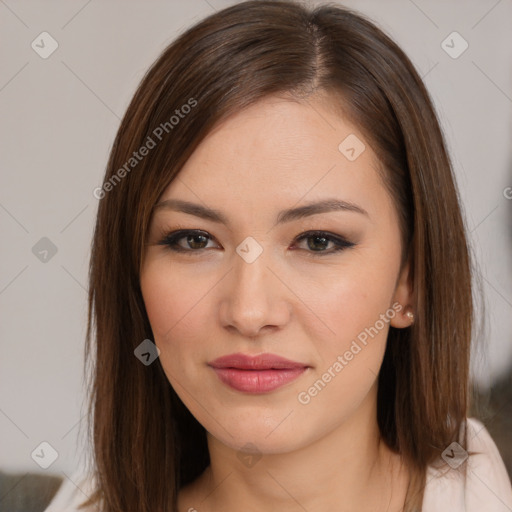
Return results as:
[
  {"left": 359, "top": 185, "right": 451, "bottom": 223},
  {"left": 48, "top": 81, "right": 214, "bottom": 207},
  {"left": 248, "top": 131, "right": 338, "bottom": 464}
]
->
[{"left": 208, "top": 353, "right": 310, "bottom": 393}]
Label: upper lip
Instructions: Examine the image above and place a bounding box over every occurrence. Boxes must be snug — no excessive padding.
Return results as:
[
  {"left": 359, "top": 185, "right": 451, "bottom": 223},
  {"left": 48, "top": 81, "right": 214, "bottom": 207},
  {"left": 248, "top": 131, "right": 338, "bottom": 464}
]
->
[{"left": 208, "top": 353, "right": 309, "bottom": 370}]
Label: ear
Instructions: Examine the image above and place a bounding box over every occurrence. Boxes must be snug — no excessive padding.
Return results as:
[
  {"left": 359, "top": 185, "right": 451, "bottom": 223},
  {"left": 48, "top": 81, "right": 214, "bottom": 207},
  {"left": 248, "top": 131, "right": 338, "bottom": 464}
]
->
[{"left": 390, "top": 255, "right": 414, "bottom": 329}]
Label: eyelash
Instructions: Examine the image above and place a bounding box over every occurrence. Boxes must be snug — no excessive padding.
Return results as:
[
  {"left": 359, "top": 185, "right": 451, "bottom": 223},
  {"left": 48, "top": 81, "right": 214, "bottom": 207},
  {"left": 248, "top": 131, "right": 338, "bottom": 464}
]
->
[{"left": 156, "top": 228, "right": 356, "bottom": 257}]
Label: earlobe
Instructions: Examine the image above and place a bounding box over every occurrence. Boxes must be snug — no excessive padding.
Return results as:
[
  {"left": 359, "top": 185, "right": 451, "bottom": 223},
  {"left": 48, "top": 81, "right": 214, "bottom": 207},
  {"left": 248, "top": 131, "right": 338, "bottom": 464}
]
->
[{"left": 390, "top": 256, "right": 415, "bottom": 329}]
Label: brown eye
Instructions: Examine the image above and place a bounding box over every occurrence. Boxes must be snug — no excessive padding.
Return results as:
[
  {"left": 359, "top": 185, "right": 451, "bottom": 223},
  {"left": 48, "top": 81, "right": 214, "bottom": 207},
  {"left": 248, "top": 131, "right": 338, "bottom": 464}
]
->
[
  {"left": 158, "top": 229, "right": 356, "bottom": 257},
  {"left": 158, "top": 230, "right": 218, "bottom": 254},
  {"left": 293, "top": 231, "right": 355, "bottom": 256}
]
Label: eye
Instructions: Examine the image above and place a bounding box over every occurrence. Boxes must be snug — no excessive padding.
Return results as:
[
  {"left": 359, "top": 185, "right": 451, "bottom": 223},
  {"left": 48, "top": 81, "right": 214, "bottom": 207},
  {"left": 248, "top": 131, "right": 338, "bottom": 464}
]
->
[
  {"left": 293, "top": 230, "right": 356, "bottom": 256},
  {"left": 156, "top": 229, "right": 356, "bottom": 256},
  {"left": 157, "top": 229, "right": 217, "bottom": 253}
]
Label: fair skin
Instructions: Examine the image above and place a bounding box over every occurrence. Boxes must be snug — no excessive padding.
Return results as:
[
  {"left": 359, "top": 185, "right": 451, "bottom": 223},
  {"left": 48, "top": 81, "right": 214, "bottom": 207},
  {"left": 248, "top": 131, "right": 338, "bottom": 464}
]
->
[{"left": 140, "top": 94, "right": 414, "bottom": 512}]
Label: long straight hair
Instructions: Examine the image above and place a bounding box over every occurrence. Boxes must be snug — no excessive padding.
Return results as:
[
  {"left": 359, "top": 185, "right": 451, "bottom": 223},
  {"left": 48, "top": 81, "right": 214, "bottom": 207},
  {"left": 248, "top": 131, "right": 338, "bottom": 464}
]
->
[{"left": 80, "top": 1, "right": 475, "bottom": 510}]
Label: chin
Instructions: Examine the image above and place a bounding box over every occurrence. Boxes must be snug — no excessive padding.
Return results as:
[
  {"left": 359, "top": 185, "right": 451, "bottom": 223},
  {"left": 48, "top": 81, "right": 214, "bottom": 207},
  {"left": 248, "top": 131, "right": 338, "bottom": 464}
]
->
[
  {"left": 204, "top": 414, "right": 311, "bottom": 454},
  {"left": 221, "top": 432, "right": 304, "bottom": 455}
]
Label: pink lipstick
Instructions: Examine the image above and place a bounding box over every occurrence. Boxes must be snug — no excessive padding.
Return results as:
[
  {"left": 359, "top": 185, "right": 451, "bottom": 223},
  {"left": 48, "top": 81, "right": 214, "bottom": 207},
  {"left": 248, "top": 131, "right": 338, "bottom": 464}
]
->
[{"left": 208, "top": 353, "right": 309, "bottom": 393}]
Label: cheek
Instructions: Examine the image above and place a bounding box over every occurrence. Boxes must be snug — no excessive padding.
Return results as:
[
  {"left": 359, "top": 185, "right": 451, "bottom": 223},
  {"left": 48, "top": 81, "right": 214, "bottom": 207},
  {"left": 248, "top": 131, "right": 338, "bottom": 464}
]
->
[
  {"left": 310, "top": 257, "right": 398, "bottom": 343},
  {"left": 140, "top": 265, "right": 201, "bottom": 372},
  {"left": 293, "top": 267, "right": 397, "bottom": 427},
  {"left": 140, "top": 273, "right": 175, "bottom": 340},
  {"left": 300, "top": 248, "right": 400, "bottom": 397},
  {"left": 141, "top": 261, "right": 207, "bottom": 340}
]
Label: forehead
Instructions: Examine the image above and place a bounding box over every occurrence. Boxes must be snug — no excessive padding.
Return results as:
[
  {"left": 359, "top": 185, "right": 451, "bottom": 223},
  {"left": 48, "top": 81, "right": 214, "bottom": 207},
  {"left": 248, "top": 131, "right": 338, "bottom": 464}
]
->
[{"left": 158, "top": 95, "right": 387, "bottom": 221}]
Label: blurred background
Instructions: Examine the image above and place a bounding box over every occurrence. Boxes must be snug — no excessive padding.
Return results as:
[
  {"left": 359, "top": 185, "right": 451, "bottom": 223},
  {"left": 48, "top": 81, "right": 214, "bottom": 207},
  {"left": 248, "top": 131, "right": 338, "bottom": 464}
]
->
[{"left": 1, "top": 0, "right": 511, "bottom": 510}]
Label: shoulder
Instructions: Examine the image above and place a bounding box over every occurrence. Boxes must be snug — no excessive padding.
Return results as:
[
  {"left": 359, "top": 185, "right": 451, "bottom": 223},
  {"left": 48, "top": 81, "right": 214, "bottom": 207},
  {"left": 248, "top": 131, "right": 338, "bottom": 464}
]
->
[
  {"left": 422, "top": 417, "right": 512, "bottom": 512},
  {"left": 43, "top": 469, "right": 99, "bottom": 512}
]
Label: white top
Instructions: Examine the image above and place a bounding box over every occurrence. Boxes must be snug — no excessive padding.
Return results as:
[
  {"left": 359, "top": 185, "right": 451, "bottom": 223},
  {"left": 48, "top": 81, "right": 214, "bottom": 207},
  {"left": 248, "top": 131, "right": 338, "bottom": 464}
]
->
[{"left": 44, "top": 417, "right": 512, "bottom": 512}]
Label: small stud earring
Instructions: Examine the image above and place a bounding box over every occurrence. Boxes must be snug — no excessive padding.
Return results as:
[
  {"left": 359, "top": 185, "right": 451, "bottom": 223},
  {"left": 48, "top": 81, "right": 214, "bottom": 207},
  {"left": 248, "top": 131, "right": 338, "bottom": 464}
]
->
[{"left": 405, "top": 309, "right": 414, "bottom": 324}]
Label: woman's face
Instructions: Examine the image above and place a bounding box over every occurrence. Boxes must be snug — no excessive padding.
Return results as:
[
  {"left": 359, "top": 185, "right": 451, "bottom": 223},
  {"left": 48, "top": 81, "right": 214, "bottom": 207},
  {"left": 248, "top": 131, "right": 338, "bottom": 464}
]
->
[{"left": 140, "top": 94, "right": 412, "bottom": 454}]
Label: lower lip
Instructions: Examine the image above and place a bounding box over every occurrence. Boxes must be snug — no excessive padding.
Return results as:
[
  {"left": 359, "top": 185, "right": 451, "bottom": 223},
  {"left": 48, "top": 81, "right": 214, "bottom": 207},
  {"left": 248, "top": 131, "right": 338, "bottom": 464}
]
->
[{"left": 210, "top": 367, "right": 307, "bottom": 393}]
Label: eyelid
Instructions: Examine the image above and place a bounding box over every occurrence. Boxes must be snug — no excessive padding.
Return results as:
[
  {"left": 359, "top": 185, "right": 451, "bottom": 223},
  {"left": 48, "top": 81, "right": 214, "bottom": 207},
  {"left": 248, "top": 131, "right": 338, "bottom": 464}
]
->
[{"left": 155, "top": 227, "right": 356, "bottom": 256}]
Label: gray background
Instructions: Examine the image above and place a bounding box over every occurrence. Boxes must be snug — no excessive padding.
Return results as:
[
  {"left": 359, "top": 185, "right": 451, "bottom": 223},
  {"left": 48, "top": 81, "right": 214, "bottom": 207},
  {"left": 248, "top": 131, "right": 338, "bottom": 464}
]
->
[{"left": 1, "top": 0, "right": 511, "bottom": 478}]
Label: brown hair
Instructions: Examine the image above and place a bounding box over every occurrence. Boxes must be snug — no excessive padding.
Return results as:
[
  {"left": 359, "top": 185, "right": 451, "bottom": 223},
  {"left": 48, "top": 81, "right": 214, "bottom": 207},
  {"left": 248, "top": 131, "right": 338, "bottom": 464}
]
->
[{"left": 81, "top": 1, "right": 476, "bottom": 510}]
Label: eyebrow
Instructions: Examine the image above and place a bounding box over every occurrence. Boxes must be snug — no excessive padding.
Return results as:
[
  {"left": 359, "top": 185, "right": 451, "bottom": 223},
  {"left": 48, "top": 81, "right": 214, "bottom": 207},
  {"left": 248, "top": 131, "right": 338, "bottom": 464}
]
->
[{"left": 153, "top": 198, "right": 369, "bottom": 226}]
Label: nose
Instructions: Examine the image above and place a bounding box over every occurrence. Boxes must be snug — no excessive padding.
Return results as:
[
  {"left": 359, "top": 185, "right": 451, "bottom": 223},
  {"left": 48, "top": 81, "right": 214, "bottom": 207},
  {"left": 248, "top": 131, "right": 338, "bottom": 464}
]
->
[{"left": 218, "top": 247, "right": 291, "bottom": 339}]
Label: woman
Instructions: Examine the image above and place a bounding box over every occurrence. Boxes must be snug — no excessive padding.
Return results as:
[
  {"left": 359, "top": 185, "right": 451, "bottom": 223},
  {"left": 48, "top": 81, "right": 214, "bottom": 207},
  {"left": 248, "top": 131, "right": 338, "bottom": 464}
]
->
[{"left": 44, "top": 1, "right": 512, "bottom": 511}]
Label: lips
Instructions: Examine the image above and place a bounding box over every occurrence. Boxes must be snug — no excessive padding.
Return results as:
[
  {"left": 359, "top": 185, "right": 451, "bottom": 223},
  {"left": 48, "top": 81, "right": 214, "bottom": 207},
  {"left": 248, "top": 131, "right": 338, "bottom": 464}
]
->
[
  {"left": 208, "top": 353, "right": 309, "bottom": 393},
  {"left": 209, "top": 353, "right": 308, "bottom": 370}
]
